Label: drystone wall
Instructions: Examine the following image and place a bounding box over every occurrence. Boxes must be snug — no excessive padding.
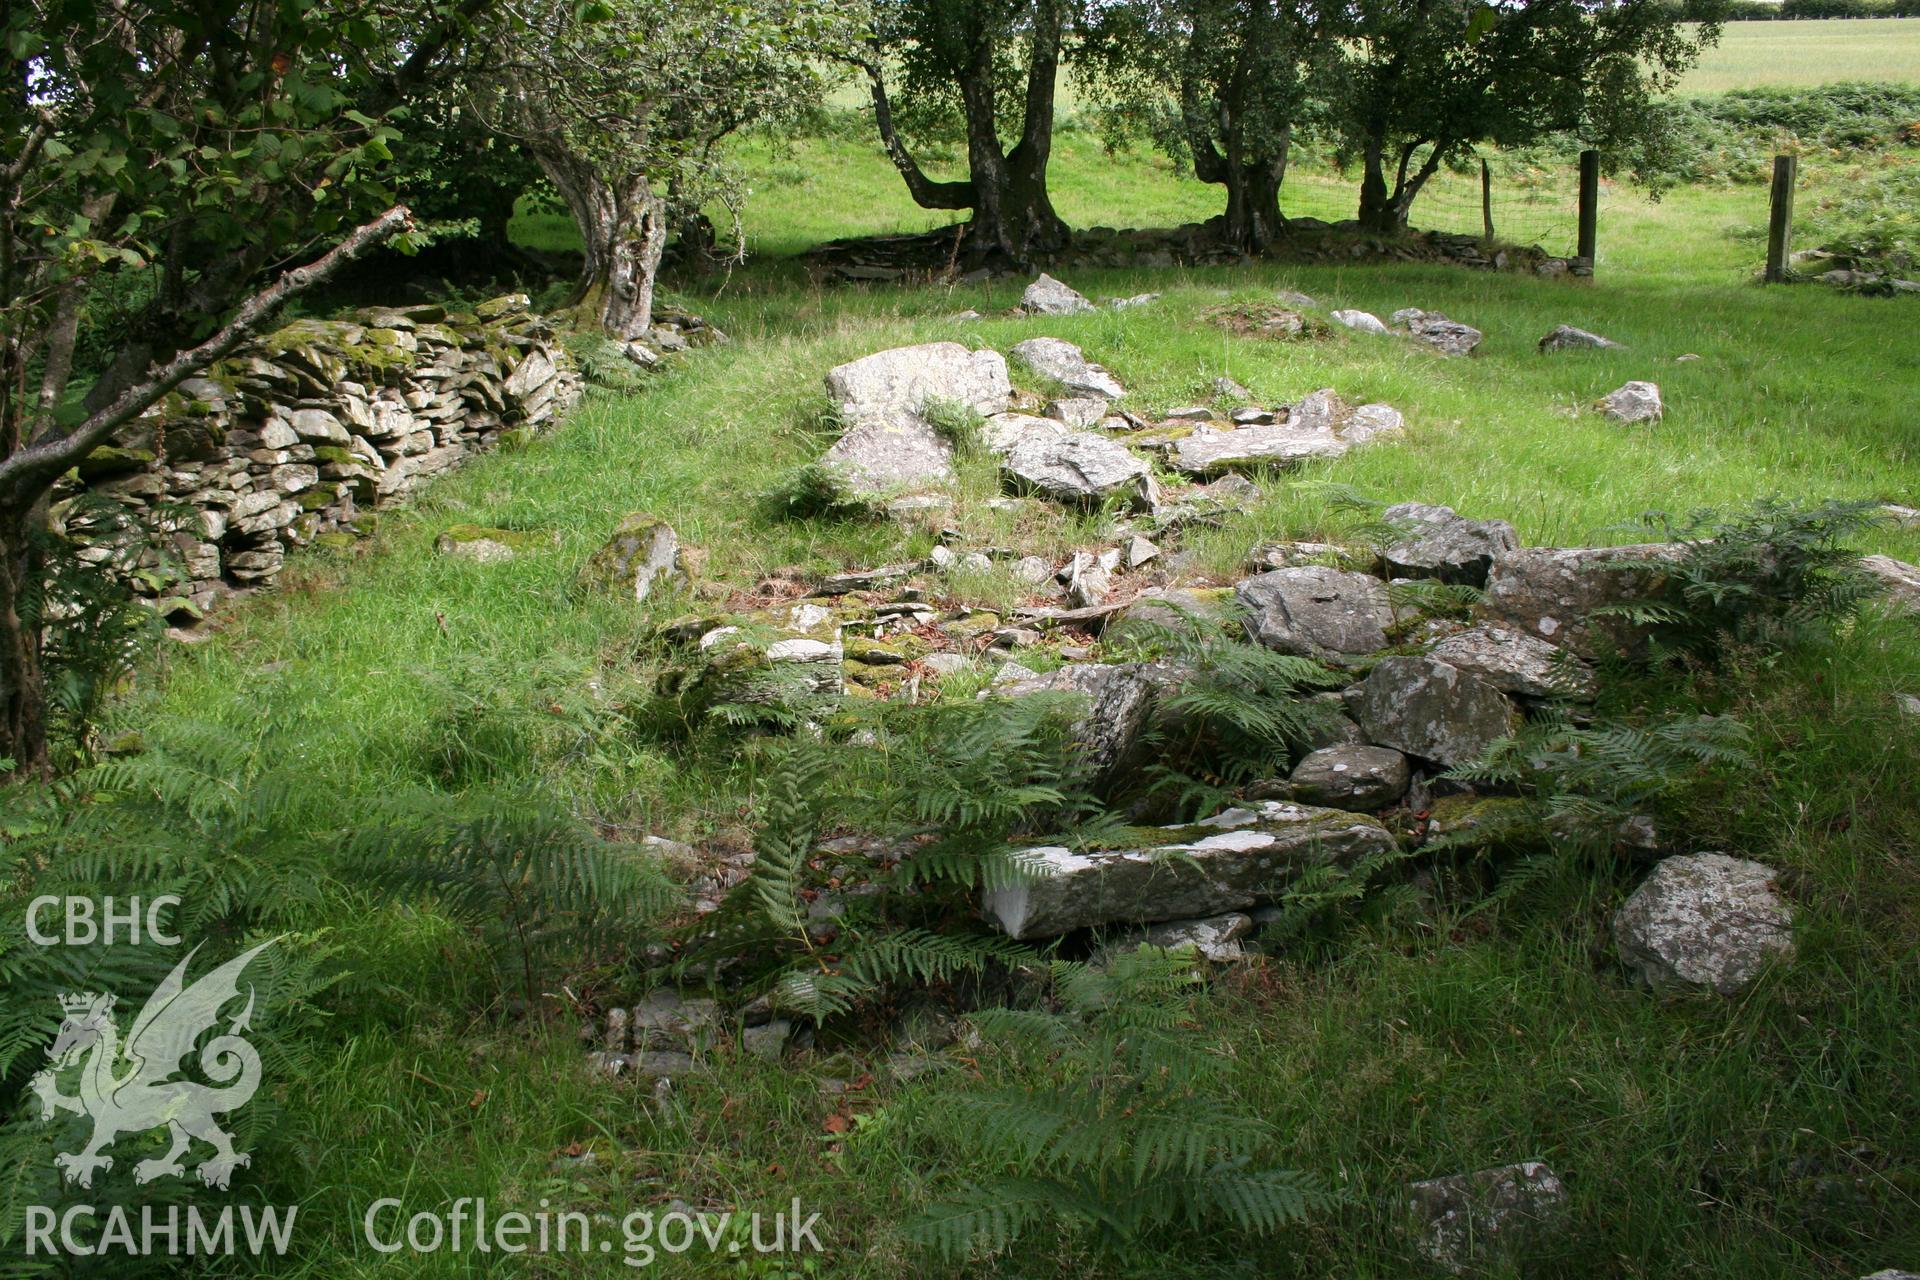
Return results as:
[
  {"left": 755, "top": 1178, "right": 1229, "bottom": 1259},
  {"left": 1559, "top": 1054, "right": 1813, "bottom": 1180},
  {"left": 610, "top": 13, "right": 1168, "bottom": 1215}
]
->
[{"left": 59, "top": 294, "right": 580, "bottom": 623}]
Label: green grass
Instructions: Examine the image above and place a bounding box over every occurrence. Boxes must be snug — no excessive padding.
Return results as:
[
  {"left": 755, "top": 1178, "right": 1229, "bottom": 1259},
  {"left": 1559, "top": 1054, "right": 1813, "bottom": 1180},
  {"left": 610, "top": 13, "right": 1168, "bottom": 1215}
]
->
[
  {"left": 25, "top": 91, "right": 1920, "bottom": 1280},
  {"left": 1682, "top": 18, "right": 1920, "bottom": 93}
]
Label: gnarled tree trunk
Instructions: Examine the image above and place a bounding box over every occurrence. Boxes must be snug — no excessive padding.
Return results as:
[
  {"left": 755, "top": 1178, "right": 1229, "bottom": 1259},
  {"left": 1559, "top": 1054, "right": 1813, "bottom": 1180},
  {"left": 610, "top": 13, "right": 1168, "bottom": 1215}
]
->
[
  {"left": 1188, "top": 97, "right": 1290, "bottom": 255},
  {"left": 859, "top": 0, "right": 1070, "bottom": 271},
  {"left": 538, "top": 148, "right": 668, "bottom": 339},
  {"left": 1358, "top": 135, "right": 1445, "bottom": 234}
]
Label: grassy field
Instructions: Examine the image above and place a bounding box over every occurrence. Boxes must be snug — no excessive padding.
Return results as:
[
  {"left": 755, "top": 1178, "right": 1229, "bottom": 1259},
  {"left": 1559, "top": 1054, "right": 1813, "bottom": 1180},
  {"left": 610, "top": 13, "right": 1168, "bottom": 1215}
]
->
[
  {"left": 1683, "top": 18, "right": 1920, "bottom": 92},
  {"left": 66, "top": 111, "right": 1916, "bottom": 1278}
]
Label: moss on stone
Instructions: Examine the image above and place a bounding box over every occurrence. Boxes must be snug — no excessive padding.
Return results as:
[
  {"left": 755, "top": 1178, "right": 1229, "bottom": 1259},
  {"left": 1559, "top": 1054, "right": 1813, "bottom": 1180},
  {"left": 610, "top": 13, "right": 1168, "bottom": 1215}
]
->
[{"left": 79, "top": 446, "right": 156, "bottom": 479}]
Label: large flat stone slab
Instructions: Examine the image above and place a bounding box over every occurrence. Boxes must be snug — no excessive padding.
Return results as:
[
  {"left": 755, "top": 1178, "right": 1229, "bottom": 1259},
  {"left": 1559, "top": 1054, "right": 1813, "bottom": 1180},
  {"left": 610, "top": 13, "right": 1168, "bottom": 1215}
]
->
[{"left": 983, "top": 801, "right": 1398, "bottom": 938}]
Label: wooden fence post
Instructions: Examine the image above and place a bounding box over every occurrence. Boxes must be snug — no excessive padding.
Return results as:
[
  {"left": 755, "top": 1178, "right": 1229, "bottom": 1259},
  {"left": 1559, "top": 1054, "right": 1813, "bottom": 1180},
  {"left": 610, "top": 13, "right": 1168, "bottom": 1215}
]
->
[
  {"left": 1575, "top": 149, "right": 1600, "bottom": 277},
  {"left": 1480, "top": 158, "right": 1494, "bottom": 242},
  {"left": 1765, "top": 154, "right": 1798, "bottom": 284}
]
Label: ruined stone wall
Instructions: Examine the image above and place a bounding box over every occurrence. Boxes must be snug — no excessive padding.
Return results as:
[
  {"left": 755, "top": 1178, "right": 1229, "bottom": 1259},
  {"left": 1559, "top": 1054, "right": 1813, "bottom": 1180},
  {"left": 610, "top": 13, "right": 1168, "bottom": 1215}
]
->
[{"left": 59, "top": 294, "right": 579, "bottom": 622}]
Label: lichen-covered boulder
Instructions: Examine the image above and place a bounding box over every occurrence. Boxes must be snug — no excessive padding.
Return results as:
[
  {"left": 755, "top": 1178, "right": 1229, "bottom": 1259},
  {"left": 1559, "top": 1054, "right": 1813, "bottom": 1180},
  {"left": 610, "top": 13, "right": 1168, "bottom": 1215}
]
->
[
  {"left": 1429, "top": 624, "right": 1598, "bottom": 700},
  {"left": 576, "top": 514, "right": 686, "bottom": 602},
  {"left": 824, "top": 342, "right": 1012, "bottom": 423},
  {"left": 983, "top": 801, "right": 1398, "bottom": 938},
  {"left": 981, "top": 412, "right": 1068, "bottom": 456},
  {"left": 1010, "top": 337, "right": 1127, "bottom": 400},
  {"left": 1383, "top": 502, "right": 1520, "bottom": 586},
  {"left": 1405, "top": 1162, "right": 1570, "bottom": 1274},
  {"left": 1170, "top": 420, "right": 1348, "bottom": 475},
  {"left": 1350, "top": 656, "right": 1519, "bottom": 767},
  {"left": 1285, "top": 744, "right": 1411, "bottom": 811},
  {"left": 1612, "top": 852, "right": 1795, "bottom": 995},
  {"left": 1598, "top": 380, "right": 1664, "bottom": 424},
  {"left": 1237, "top": 566, "right": 1392, "bottom": 663},
  {"left": 820, "top": 342, "right": 1012, "bottom": 497},
  {"left": 1002, "top": 432, "right": 1155, "bottom": 509},
  {"left": 1478, "top": 544, "right": 1686, "bottom": 657},
  {"left": 1020, "top": 273, "right": 1095, "bottom": 316}
]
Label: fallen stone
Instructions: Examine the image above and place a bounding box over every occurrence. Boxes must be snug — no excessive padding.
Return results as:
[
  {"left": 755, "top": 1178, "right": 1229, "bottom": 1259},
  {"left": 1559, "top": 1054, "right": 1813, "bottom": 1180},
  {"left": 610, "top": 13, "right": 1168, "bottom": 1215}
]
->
[
  {"left": 1021, "top": 273, "right": 1094, "bottom": 316},
  {"left": 981, "top": 412, "right": 1069, "bottom": 455},
  {"left": 825, "top": 343, "right": 1013, "bottom": 423},
  {"left": 1165, "top": 406, "right": 1215, "bottom": 422},
  {"left": 1237, "top": 566, "right": 1392, "bottom": 663},
  {"left": 1002, "top": 432, "right": 1155, "bottom": 509},
  {"left": 1598, "top": 380, "right": 1664, "bottom": 424},
  {"left": 1011, "top": 555, "right": 1055, "bottom": 585},
  {"left": 1350, "top": 656, "right": 1519, "bottom": 767},
  {"left": 1011, "top": 337, "right": 1127, "bottom": 400},
  {"left": 1612, "top": 852, "right": 1795, "bottom": 995},
  {"left": 1391, "top": 309, "right": 1483, "bottom": 356},
  {"left": 1429, "top": 624, "right": 1598, "bottom": 700},
  {"left": 822, "top": 417, "right": 955, "bottom": 496},
  {"left": 1108, "top": 913, "right": 1252, "bottom": 961},
  {"left": 577, "top": 514, "right": 686, "bottom": 602},
  {"left": 1479, "top": 543, "right": 1687, "bottom": 657},
  {"left": 1045, "top": 397, "right": 1109, "bottom": 428},
  {"left": 435, "top": 524, "right": 550, "bottom": 564},
  {"left": 1330, "top": 309, "right": 1389, "bottom": 335},
  {"left": 1539, "top": 324, "right": 1623, "bottom": 352},
  {"left": 1383, "top": 502, "right": 1520, "bottom": 586},
  {"left": 1170, "top": 421, "right": 1346, "bottom": 475},
  {"left": 817, "top": 562, "right": 918, "bottom": 594},
  {"left": 1285, "top": 744, "right": 1411, "bottom": 811},
  {"left": 1862, "top": 554, "right": 1920, "bottom": 614},
  {"left": 1211, "top": 376, "right": 1253, "bottom": 399},
  {"left": 984, "top": 801, "right": 1398, "bottom": 938},
  {"left": 988, "top": 661, "right": 1162, "bottom": 783},
  {"left": 1230, "top": 406, "right": 1275, "bottom": 426},
  {"left": 1125, "top": 535, "right": 1159, "bottom": 568},
  {"left": 1406, "top": 1162, "right": 1570, "bottom": 1274},
  {"left": 1108, "top": 292, "right": 1161, "bottom": 310}
]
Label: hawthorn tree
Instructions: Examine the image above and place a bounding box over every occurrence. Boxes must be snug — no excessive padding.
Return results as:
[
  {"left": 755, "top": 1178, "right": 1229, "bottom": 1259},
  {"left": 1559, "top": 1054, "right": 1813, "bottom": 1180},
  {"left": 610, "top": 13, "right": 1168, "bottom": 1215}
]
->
[
  {"left": 1086, "top": 0, "right": 1330, "bottom": 254},
  {"left": 1328, "top": 0, "right": 1718, "bottom": 232},
  {"left": 0, "top": 0, "right": 493, "bottom": 777},
  {"left": 851, "top": 0, "right": 1078, "bottom": 268},
  {"left": 483, "top": 0, "right": 842, "bottom": 339}
]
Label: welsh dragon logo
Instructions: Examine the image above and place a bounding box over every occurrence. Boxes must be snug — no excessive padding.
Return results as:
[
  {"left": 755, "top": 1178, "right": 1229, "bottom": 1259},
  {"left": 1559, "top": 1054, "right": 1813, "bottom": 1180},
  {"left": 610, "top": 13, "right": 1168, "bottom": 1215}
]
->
[{"left": 30, "top": 940, "right": 274, "bottom": 1190}]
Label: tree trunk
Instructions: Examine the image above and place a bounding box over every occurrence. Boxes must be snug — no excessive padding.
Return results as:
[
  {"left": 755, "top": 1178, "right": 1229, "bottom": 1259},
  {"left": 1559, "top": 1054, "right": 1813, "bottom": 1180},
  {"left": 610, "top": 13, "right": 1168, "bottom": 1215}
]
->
[
  {"left": 856, "top": 0, "right": 1069, "bottom": 271},
  {"left": 0, "top": 504, "right": 48, "bottom": 778},
  {"left": 540, "top": 149, "right": 667, "bottom": 339},
  {"left": 1357, "top": 137, "right": 1397, "bottom": 233}
]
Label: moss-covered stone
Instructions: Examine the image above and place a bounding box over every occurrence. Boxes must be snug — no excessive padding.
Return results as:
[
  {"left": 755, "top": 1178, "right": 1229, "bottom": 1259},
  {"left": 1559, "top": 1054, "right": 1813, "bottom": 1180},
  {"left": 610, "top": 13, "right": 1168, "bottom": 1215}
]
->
[
  {"left": 474, "top": 293, "right": 531, "bottom": 321},
  {"left": 576, "top": 513, "right": 686, "bottom": 603},
  {"left": 313, "top": 531, "right": 358, "bottom": 552},
  {"left": 79, "top": 446, "right": 156, "bottom": 479},
  {"left": 311, "top": 445, "right": 357, "bottom": 466}
]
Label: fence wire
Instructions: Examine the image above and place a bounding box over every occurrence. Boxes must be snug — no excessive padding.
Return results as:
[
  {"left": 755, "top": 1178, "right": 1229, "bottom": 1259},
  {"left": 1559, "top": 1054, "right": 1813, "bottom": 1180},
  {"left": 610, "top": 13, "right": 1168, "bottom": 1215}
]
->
[{"left": 1280, "top": 154, "right": 1582, "bottom": 256}]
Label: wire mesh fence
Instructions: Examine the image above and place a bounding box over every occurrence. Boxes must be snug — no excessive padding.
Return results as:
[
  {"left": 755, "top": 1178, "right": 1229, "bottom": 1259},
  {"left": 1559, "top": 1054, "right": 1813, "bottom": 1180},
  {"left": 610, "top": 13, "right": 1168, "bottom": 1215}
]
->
[{"left": 1280, "top": 153, "right": 1584, "bottom": 256}]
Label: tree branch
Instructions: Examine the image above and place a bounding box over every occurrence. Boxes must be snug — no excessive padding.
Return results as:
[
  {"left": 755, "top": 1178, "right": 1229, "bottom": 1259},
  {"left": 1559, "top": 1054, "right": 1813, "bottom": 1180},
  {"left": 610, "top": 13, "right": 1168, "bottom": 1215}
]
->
[
  {"left": 842, "top": 52, "right": 974, "bottom": 212},
  {"left": 0, "top": 206, "right": 414, "bottom": 505}
]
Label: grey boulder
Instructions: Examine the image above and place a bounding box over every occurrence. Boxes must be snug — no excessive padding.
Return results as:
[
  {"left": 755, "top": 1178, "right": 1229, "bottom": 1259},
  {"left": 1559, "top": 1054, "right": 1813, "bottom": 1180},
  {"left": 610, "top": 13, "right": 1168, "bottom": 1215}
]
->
[
  {"left": 1539, "top": 324, "right": 1623, "bottom": 352},
  {"left": 1597, "top": 380, "right": 1664, "bottom": 424},
  {"left": 1011, "top": 337, "right": 1127, "bottom": 400},
  {"left": 1002, "top": 431, "right": 1155, "bottom": 508},
  {"left": 1612, "top": 852, "right": 1795, "bottom": 995},
  {"left": 1108, "top": 913, "right": 1253, "bottom": 962},
  {"left": 1020, "top": 273, "right": 1095, "bottom": 316},
  {"left": 981, "top": 412, "right": 1068, "bottom": 456},
  {"left": 825, "top": 342, "right": 1012, "bottom": 423},
  {"left": 1331, "top": 309, "right": 1390, "bottom": 335},
  {"left": 1479, "top": 543, "right": 1686, "bottom": 657},
  {"left": 1862, "top": 554, "right": 1920, "bottom": 614},
  {"left": 1383, "top": 502, "right": 1520, "bottom": 585},
  {"left": 1350, "top": 656, "right": 1518, "bottom": 767},
  {"left": 1237, "top": 566, "right": 1392, "bottom": 664},
  {"left": 1405, "top": 1162, "right": 1570, "bottom": 1274},
  {"left": 988, "top": 661, "right": 1163, "bottom": 783},
  {"left": 1285, "top": 744, "right": 1411, "bottom": 811},
  {"left": 821, "top": 342, "right": 1012, "bottom": 495},
  {"left": 1391, "top": 309, "right": 1484, "bottom": 357},
  {"left": 983, "top": 801, "right": 1398, "bottom": 938},
  {"left": 1429, "top": 624, "right": 1598, "bottom": 700}
]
